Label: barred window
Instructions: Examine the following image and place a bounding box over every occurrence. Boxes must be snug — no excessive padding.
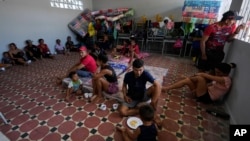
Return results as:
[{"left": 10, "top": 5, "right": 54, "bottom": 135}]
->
[
  {"left": 50, "top": 0, "right": 83, "bottom": 10},
  {"left": 237, "top": 0, "right": 250, "bottom": 43}
]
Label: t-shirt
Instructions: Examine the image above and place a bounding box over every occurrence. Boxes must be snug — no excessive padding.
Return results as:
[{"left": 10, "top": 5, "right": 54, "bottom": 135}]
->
[
  {"left": 124, "top": 70, "right": 155, "bottom": 100},
  {"left": 204, "top": 23, "right": 236, "bottom": 50},
  {"left": 80, "top": 54, "right": 97, "bottom": 73},
  {"left": 208, "top": 76, "right": 231, "bottom": 101},
  {"left": 55, "top": 44, "right": 64, "bottom": 51},
  {"left": 137, "top": 124, "right": 157, "bottom": 141},
  {"left": 38, "top": 44, "right": 50, "bottom": 54},
  {"left": 131, "top": 44, "right": 140, "bottom": 54},
  {"left": 68, "top": 79, "right": 83, "bottom": 91}
]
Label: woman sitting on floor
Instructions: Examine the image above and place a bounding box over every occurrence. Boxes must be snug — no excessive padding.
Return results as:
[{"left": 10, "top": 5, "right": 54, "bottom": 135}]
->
[
  {"left": 162, "top": 63, "right": 236, "bottom": 103},
  {"left": 8, "top": 43, "right": 30, "bottom": 65},
  {"left": 91, "top": 53, "right": 119, "bottom": 103}
]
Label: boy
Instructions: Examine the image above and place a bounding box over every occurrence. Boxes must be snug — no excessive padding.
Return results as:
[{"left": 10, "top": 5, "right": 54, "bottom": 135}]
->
[{"left": 117, "top": 104, "right": 158, "bottom": 141}]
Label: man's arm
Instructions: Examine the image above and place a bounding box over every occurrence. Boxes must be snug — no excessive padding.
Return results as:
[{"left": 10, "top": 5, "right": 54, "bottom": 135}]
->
[
  {"left": 200, "top": 35, "right": 209, "bottom": 60},
  {"left": 227, "top": 24, "right": 245, "bottom": 41},
  {"left": 66, "top": 62, "right": 85, "bottom": 75},
  {"left": 197, "top": 73, "right": 225, "bottom": 84},
  {"left": 125, "top": 127, "right": 141, "bottom": 140},
  {"left": 92, "top": 69, "right": 111, "bottom": 80}
]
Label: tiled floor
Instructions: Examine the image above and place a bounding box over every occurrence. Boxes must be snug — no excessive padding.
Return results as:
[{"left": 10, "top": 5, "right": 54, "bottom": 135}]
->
[{"left": 0, "top": 52, "right": 229, "bottom": 141}]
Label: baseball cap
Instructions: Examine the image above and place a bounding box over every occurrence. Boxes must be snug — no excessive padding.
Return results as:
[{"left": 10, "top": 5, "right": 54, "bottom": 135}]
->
[
  {"left": 223, "top": 10, "right": 243, "bottom": 20},
  {"left": 26, "top": 40, "right": 33, "bottom": 44},
  {"left": 79, "top": 46, "right": 87, "bottom": 51}
]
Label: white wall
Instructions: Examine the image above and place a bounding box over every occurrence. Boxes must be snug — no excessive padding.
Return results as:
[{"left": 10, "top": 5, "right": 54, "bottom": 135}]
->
[
  {"left": 92, "top": 0, "right": 184, "bottom": 21},
  {"left": 224, "top": 40, "right": 250, "bottom": 124},
  {"left": 0, "top": 0, "right": 92, "bottom": 59}
]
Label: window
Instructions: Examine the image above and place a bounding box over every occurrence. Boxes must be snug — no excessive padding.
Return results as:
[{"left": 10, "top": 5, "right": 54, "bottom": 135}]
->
[
  {"left": 50, "top": 0, "right": 83, "bottom": 10},
  {"left": 237, "top": 0, "right": 250, "bottom": 43}
]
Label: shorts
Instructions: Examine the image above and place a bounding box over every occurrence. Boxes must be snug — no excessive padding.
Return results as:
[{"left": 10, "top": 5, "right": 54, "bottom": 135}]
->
[
  {"left": 122, "top": 92, "right": 151, "bottom": 108},
  {"left": 197, "top": 92, "right": 213, "bottom": 104},
  {"left": 106, "top": 82, "right": 119, "bottom": 94}
]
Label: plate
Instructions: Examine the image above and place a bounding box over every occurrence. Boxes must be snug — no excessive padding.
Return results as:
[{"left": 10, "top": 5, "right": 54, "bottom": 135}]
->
[{"left": 126, "top": 117, "right": 143, "bottom": 129}]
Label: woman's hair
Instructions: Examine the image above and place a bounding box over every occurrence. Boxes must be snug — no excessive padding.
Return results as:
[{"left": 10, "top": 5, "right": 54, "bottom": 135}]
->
[
  {"left": 132, "top": 59, "right": 144, "bottom": 68},
  {"left": 139, "top": 105, "right": 155, "bottom": 121},
  {"left": 97, "top": 53, "right": 108, "bottom": 64},
  {"left": 68, "top": 71, "right": 77, "bottom": 79},
  {"left": 215, "top": 63, "right": 236, "bottom": 74},
  {"left": 9, "top": 43, "right": 17, "bottom": 49}
]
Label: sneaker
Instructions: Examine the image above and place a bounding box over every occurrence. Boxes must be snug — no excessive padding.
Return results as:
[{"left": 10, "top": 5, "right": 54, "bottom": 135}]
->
[{"left": 27, "top": 60, "right": 32, "bottom": 64}]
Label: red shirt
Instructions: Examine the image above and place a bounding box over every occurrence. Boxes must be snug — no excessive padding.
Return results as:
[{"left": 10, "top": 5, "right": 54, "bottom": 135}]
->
[
  {"left": 131, "top": 44, "right": 140, "bottom": 54},
  {"left": 204, "top": 23, "right": 236, "bottom": 50},
  {"left": 38, "top": 44, "right": 49, "bottom": 53},
  {"left": 80, "top": 54, "right": 97, "bottom": 73}
]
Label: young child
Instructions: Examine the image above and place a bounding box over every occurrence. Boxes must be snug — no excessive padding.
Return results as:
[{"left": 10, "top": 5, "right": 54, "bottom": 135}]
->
[
  {"left": 91, "top": 53, "right": 119, "bottom": 103},
  {"left": 55, "top": 39, "right": 66, "bottom": 55},
  {"left": 65, "top": 71, "right": 83, "bottom": 101},
  {"left": 112, "top": 40, "right": 131, "bottom": 57},
  {"left": 117, "top": 104, "right": 158, "bottom": 141},
  {"left": 129, "top": 37, "right": 140, "bottom": 61},
  {"left": 2, "top": 52, "right": 15, "bottom": 65}
]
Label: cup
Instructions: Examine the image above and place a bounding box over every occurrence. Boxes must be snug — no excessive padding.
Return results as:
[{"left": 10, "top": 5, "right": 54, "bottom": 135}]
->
[
  {"left": 113, "top": 103, "right": 118, "bottom": 110},
  {"left": 99, "top": 104, "right": 106, "bottom": 111}
]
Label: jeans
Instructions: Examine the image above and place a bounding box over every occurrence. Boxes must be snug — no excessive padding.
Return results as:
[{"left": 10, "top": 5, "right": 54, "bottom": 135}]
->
[{"left": 76, "top": 70, "right": 92, "bottom": 78}]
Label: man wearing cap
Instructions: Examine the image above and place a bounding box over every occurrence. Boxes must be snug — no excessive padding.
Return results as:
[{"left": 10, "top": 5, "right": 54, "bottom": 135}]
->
[
  {"left": 199, "top": 10, "right": 245, "bottom": 72},
  {"left": 24, "top": 40, "right": 42, "bottom": 61},
  {"left": 67, "top": 46, "right": 97, "bottom": 77}
]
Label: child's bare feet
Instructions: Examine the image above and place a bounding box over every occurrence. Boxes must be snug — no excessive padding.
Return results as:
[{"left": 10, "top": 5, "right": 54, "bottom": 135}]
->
[
  {"left": 76, "top": 90, "right": 82, "bottom": 96},
  {"left": 56, "top": 77, "right": 62, "bottom": 85},
  {"left": 65, "top": 95, "right": 70, "bottom": 102}
]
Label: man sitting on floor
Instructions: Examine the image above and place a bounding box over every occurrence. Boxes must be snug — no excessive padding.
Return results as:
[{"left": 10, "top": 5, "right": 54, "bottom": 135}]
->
[
  {"left": 57, "top": 46, "right": 97, "bottom": 84},
  {"left": 118, "top": 59, "right": 161, "bottom": 116}
]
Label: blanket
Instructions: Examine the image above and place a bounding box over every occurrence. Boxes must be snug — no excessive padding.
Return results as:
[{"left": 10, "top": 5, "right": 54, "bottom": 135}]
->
[{"left": 62, "top": 61, "right": 168, "bottom": 102}]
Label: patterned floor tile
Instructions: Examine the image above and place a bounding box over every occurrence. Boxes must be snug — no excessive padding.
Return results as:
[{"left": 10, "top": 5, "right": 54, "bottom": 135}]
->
[{"left": 0, "top": 53, "right": 230, "bottom": 141}]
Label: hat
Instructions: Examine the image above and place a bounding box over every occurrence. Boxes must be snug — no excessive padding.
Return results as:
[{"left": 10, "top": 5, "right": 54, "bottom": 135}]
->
[
  {"left": 26, "top": 40, "right": 33, "bottom": 44},
  {"left": 223, "top": 11, "right": 243, "bottom": 20},
  {"left": 79, "top": 46, "right": 87, "bottom": 51}
]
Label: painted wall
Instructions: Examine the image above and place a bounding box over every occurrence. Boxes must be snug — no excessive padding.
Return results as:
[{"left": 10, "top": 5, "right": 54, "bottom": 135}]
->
[
  {"left": 0, "top": 0, "right": 92, "bottom": 59},
  {"left": 92, "top": 0, "right": 184, "bottom": 21},
  {"left": 224, "top": 40, "right": 250, "bottom": 124}
]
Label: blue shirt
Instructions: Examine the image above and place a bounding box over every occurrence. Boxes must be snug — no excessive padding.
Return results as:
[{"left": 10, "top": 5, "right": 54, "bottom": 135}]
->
[{"left": 124, "top": 70, "right": 155, "bottom": 100}]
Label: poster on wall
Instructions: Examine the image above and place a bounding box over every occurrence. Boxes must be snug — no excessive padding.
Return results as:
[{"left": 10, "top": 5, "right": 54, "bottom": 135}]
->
[{"left": 182, "top": 0, "right": 221, "bottom": 24}]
